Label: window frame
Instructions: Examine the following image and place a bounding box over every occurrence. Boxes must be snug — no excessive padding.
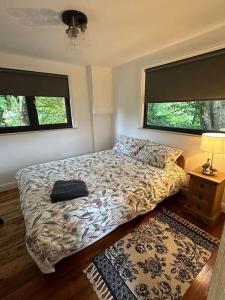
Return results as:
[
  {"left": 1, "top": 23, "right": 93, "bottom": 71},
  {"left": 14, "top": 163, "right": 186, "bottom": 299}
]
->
[
  {"left": 143, "top": 103, "right": 223, "bottom": 135},
  {"left": 0, "top": 95, "right": 73, "bottom": 134}
]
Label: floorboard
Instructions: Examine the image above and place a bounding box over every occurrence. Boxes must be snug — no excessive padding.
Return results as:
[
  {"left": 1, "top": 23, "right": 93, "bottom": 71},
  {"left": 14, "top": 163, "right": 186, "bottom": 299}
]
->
[{"left": 0, "top": 189, "right": 224, "bottom": 300}]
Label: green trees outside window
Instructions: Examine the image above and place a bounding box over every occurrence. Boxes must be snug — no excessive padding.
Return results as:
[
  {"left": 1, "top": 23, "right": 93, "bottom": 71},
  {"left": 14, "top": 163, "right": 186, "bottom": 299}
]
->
[
  {"left": 35, "top": 97, "right": 67, "bottom": 125},
  {"left": 0, "top": 96, "right": 29, "bottom": 127},
  {"left": 145, "top": 100, "right": 225, "bottom": 133},
  {"left": 0, "top": 95, "right": 72, "bottom": 133}
]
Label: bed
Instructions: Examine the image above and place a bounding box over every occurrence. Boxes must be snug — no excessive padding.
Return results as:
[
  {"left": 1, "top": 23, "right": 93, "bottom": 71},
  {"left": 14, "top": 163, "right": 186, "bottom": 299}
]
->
[{"left": 16, "top": 149, "right": 187, "bottom": 273}]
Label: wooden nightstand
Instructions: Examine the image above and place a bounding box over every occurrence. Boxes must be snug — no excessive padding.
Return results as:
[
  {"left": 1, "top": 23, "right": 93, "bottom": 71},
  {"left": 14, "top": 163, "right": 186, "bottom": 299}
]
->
[{"left": 184, "top": 168, "right": 225, "bottom": 225}]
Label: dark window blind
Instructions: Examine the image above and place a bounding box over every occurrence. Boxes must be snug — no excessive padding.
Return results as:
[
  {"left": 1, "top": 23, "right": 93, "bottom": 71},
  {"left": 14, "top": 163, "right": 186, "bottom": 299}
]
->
[
  {"left": 145, "top": 48, "right": 225, "bottom": 103},
  {"left": 0, "top": 68, "right": 69, "bottom": 97}
]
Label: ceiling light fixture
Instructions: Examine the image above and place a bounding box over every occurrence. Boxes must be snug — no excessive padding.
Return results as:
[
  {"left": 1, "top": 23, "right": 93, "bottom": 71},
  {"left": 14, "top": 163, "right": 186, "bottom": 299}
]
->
[{"left": 61, "top": 10, "right": 88, "bottom": 46}]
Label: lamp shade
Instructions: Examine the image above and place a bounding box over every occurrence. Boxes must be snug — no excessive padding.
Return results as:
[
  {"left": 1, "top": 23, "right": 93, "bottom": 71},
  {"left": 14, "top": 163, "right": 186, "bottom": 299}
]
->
[{"left": 200, "top": 133, "right": 225, "bottom": 154}]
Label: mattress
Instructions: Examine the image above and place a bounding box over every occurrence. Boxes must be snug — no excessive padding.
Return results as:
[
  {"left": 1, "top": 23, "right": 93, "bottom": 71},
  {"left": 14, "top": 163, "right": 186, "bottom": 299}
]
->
[{"left": 16, "top": 150, "right": 187, "bottom": 273}]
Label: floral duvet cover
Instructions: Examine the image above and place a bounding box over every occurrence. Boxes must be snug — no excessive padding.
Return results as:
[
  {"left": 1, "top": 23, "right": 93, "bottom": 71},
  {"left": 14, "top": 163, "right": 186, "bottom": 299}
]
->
[{"left": 16, "top": 150, "right": 187, "bottom": 273}]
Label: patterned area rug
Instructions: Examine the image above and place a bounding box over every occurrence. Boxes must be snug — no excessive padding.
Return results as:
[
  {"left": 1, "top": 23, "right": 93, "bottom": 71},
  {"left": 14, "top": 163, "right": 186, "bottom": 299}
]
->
[{"left": 84, "top": 209, "right": 219, "bottom": 300}]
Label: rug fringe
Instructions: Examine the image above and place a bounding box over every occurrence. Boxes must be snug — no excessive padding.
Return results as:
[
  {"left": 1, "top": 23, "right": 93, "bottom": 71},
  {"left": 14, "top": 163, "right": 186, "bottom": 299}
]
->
[
  {"left": 84, "top": 263, "right": 113, "bottom": 300},
  {"left": 162, "top": 208, "right": 220, "bottom": 245}
]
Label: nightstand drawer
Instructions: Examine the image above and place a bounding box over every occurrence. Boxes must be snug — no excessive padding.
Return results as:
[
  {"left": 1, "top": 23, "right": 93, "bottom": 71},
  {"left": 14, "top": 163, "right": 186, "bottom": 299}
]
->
[
  {"left": 190, "top": 188, "right": 214, "bottom": 203},
  {"left": 188, "top": 195, "right": 211, "bottom": 214},
  {"left": 191, "top": 196, "right": 210, "bottom": 213},
  {"left": 189, "top": 178, "right": 216, "bottom": 200},
  {"left": 186, "top": 168, "right": 225, "bottom": 224},
  {"left": 190, "top": 176, "right": 216, "bottom": 191}
]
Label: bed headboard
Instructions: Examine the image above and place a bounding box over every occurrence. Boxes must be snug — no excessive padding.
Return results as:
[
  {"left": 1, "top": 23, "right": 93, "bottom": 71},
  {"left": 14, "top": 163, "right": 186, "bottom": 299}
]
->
[{"left": 176, "top": 155, "right": 185, "bottom": 169}]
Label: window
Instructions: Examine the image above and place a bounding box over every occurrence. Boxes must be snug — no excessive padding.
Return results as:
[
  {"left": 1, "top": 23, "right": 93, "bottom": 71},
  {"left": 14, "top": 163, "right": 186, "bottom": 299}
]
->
[
  {"left": 144, "top": 48, "right": 225, "bottom": 135},
  {"left": 0, "top": 96, "right": 29, "bottom": 128},
  {"left": 144, "top": 100, "right": 225, "bottom": 134},
  {"left": 35, "top": 97, "right": 68, "bottom": 125},
  {"left": 0, "top": 68, "right": 72, "bottom": 134},
  {"left": 0, "top": 95, "right": 72, "bottom": 133}
]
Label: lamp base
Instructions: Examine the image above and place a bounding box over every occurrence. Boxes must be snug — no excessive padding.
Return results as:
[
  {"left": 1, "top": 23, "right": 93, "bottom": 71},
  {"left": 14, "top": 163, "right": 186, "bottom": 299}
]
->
[
  {"left": 202, "top": 170, "right": 216, "bottom": 176},
  {"left": 201, "top": 154, "right": 218, "bottom": 177}
]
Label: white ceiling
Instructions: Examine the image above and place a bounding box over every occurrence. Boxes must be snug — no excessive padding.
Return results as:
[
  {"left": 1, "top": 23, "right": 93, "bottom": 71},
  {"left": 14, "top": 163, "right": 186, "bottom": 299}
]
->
[{"left": 1, "top": 0, "right": 225, "bottom": 66}]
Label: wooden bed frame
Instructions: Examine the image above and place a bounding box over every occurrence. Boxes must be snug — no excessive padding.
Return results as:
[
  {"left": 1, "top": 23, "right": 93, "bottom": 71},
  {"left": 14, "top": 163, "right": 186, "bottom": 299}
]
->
[{"left": 176, "top": 155, "right": 185, "bottom": 169}]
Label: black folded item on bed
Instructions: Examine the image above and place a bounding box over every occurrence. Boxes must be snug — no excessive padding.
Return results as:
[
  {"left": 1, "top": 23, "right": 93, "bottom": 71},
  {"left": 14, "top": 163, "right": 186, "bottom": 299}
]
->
[{"left": 50, "top": 180, "right": 89, "bottom": 202}]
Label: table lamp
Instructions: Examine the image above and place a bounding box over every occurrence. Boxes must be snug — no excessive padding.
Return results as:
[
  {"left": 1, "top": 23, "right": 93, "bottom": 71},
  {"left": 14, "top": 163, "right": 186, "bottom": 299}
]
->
[{"left": 200, "top": 133, "right": 225, "bottom": 176}]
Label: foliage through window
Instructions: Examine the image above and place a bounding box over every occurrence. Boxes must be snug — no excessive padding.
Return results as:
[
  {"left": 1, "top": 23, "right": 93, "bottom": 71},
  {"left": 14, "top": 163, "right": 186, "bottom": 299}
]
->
[
  {"left": 0, "top": 95, "right": 72, "bottom": 133},
  {"left": 0, "top": 96, "right": 29, "bottom": 127},
  {"left": 144, "top": 100, "right": 225, "bottom": 134},
  {"left": 35, "top": 97, "right": 68, "bottom": 125}
]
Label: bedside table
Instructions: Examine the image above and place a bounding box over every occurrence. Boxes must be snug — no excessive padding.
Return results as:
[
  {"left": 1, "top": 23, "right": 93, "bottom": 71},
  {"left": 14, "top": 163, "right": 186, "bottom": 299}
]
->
[{"left": 184, "top": 168, "right": 225, "bottom": 225}]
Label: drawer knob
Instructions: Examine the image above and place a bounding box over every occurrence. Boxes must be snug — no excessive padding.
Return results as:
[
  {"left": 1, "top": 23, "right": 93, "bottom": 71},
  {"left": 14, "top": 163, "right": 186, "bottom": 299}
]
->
[
  {"left": 200, "top": 183, "right": 204, "bottom": 188},
  {"left": 198, "top": 195, "right": 202, "bottom": 200},
  {"left": 197, "top": 205, "right": 201, "bottom": 210}
]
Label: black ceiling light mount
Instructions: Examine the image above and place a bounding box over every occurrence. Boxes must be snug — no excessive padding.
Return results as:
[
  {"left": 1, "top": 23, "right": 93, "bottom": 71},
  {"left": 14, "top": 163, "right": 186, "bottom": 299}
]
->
[{"left": 61, "top": 10, "right": 88, "bottom": 45}]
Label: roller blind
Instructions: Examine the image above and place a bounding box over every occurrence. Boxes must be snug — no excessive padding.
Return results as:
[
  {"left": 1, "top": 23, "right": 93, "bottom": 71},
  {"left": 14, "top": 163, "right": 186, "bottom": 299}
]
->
[
  {"left": 145, "top": 48, "right": 225, "bottom": 103},
  {"left": 0, "top": 68, "right": 69, "bottom": 97}
]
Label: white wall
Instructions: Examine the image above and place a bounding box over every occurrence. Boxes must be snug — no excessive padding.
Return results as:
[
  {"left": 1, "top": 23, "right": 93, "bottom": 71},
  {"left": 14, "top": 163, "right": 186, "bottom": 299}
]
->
[
  {"left": 88, "top": 66, "right": 114, "bottom": 152},
  {"left": 93, "top": 114, "right": 113, "bottom": 152},
  {"left": 113, "top": 44, "right": 225, "bottom": 205},
  {"left": 0, "top": 53, "right": 113, "bottom": 191}
]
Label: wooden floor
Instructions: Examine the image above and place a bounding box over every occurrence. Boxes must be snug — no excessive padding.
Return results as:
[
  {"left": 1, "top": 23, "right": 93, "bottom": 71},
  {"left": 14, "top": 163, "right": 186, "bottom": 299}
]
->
[{"left": 0, "top": 189, "right": 224, "bottom": 300}]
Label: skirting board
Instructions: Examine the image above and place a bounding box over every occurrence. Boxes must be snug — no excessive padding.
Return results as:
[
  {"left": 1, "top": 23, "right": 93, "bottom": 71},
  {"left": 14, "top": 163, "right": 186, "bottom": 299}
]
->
[{"left": 0, "top": 181, "right": 17, "bottom": 192}]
